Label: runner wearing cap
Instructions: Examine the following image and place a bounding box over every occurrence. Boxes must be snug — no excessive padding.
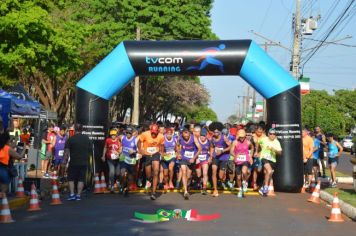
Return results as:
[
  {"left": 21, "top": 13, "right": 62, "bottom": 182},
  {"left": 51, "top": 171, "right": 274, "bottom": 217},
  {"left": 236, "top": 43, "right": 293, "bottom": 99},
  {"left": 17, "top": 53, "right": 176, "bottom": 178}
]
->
[
  {"left": 138, "top": 124, "right": 164, "bottom": 200},
  {"left": 230, "top": 129, "right": 254, "bottom": 198},
  {"left": 101, "top": 128, "right": 122, "bottom": 193},
  {"left": 210, "top": 122, "right": 231, "bottom": 197},
  {"left": 193, "top": 125, "right": 202, "bottom": 189},
  {"left": 161, "top": 128, "right": 177, "bottom": 190},
  {"left": 251, "top": 125, "right": 266, "bottom": 191},
  {"left": 120, "top": 127, "right": 139, "bottom": 195},
  {"left": 257, "top": 128, "right": 282, "bottom": 196},
  {"left": 177, "top": 126, "right": 202, "bottom": 199},
  {"left": 197, "top": 128, "right": 212, "bottom": 195}
]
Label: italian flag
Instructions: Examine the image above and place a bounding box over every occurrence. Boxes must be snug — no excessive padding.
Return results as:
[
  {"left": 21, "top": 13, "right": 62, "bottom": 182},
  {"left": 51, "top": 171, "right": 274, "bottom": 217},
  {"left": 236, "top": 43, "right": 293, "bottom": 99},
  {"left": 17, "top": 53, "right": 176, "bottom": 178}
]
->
[{"left": 299, "top": 77, "right": 310, "bottom": 95}]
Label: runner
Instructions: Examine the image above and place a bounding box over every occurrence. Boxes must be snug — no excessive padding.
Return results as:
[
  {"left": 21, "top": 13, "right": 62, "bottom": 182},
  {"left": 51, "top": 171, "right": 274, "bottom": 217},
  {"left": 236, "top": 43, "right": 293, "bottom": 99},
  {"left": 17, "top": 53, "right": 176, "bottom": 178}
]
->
[
  {"left": 310, "top": 132, "right": 321, "bottom": 184},
  {"left": 138, "top": 124, "right": 164, "bottom": 200},
  {"left": 302, "top": 128, "right": 314, "bottom": 190},
  {"left": 193, "top": 125, "right": 202, "bottom": 189},
  {"left": 43, "top": 124, "right": 56, "bottom": 178},
  {"left": 101, "top": 128, "right": 122, "bottom": 193},
  {"left": 161, "top": 128, "right": 177, "bottom": 190},
  {"left": 197, "top": 128, "right": 212, "bottom": 195},
  {"left": 326, "top": 133, "right": 343, "bottom": 188},
  {"left": 257, "top": 128, "right": 282, "bottom": 197},
  {"left": 315, "top": 126, "right": 327, "bottom": 178},
  {"left": 230, "top": 129, "right": 254, "bottom": 198},
  {"left": 251, "top": 125, "right": 266, "bottom": 191},
  {"left": 177, "top": 126, "right": 201, "bottom": 200},
  {"left": 120, "top": 126, "right": 139, "bottom": 196},
  {"left": 210, "top": 122, "right": 231, "bottom": 197},
  {"left": 53, "top": 126, "right": 67, "bottom": 182}
]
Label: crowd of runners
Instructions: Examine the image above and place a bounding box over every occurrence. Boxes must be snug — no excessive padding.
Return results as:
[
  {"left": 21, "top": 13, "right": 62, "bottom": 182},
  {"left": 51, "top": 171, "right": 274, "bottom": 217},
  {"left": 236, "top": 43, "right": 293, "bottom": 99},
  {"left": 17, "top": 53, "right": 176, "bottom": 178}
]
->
[{"left": 0, "top": 120, "right": 344, "bottom": 201}]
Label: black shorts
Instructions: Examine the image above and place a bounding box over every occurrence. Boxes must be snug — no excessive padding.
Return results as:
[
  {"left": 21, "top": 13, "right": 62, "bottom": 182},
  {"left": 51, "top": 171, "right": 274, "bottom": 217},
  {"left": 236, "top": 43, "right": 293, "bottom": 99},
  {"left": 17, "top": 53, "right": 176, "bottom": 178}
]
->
[
  {"left": 142, "top": 153, "right": 161, "bottom": 167},
  {"left": 261, "top": 159, "right": 276, "bottom": 169},
  {"left": 304, "top": 159, "right": 313, "bottom": 175},
  {"left": 312, "top": 159, "right": 319, "bottom": 167},
  {"left": 180, "top": 159, "right": 195, "bottom": 170},
  {"left": 120, "top": 162, "right": 135, "bottom": 175},
  {"left": 67, "top": 165, "right": 87, "bottom": 182},
  {"left": 328, "top": 157, "right": 339, "bottom": 167},
  {"left": 235, "top": 162, "right": 250, "bottom": 175},
  {"left": 212, "top": 158, "right": 228, "bottom": 171}
]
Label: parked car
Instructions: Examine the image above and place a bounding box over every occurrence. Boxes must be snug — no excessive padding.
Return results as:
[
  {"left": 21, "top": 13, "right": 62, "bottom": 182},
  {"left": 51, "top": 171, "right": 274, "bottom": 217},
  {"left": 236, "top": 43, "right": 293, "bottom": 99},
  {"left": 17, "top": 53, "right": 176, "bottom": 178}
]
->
[{"left": 342, "top": 135, "right": 354, "bottom": 153}]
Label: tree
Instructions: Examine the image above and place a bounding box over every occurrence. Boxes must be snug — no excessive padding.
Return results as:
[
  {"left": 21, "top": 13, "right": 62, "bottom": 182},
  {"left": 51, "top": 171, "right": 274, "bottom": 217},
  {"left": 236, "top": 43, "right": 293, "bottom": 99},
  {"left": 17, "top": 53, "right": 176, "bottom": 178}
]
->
[{"left": 186, "top": 106, "right": 217, "bottom": 123}]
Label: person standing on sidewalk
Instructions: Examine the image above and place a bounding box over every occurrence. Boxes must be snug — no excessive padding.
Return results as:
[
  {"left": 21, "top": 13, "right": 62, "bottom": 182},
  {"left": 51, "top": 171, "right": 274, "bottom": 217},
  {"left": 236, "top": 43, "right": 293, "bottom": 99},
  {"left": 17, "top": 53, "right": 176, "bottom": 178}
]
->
[
  {"left": 315, "top": 126, "right": 327, "bottom": 178},
  {"left": 326, "top": 133, "right": 343, "bottom": 188},
  {"left": 302, "top": 128, "right": 314, "bottom": 190},
  {"left": 64, "top": 124, "right": 92, "bottom": 201}
]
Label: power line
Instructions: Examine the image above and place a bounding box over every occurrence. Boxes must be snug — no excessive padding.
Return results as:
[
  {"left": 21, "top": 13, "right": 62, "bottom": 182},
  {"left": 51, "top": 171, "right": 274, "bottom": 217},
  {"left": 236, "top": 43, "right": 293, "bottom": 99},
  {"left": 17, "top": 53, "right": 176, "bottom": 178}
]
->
[{"left": 258, "top": 0, "right": 273, "bottom": 32}]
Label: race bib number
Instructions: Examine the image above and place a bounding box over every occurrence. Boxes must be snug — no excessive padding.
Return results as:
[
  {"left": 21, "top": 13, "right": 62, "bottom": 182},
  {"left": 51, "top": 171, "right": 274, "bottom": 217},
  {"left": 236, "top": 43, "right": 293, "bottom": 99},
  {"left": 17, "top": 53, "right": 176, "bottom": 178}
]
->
[
  {"left": 111, "top": 153, "right": 119, "bottom": 160},
  {"left": 124, "top": 155, "right": 136, "bottom": 165},
  {"left": 147, "top": 147, "right": 158, "bottom": 154},
  {"left": 166, "top": 151, "right": 175, "bottom": 157},
  {"left": 263, "top": 153, "right": 273, "bottom": 161},
  {"left": 58, "top": 150, "right": 64, "bottom": 157},
  {"left": 236, "top": 154, "right": 246, "bottom": 162},
  {"left": 123, "top": 147, "right": 131, "bottom": 153},
  {"left": 215, "top": 147, "right": 224, "bottom": 152},
  {"left": 198, "top": 154, "right": 207, "bottom": 161},
  {"left": 184, "top": 151, "right": 194, "bottom": 159}
]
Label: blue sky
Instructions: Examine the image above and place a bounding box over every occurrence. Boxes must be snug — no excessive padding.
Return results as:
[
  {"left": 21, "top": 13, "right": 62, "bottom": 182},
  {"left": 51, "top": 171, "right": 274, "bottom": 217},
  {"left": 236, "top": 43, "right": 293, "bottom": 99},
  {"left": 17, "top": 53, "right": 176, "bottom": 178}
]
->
[{"left": 201, "top": 0, "right": 356, "bottom": 122}]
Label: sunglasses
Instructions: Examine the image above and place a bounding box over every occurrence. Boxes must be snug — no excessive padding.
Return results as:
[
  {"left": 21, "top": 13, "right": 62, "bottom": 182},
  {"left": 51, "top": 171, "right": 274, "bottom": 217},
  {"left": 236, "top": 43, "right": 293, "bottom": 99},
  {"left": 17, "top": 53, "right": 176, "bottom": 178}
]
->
[{"left": 269, "top": 133, "right": 276, "bottom": 135}]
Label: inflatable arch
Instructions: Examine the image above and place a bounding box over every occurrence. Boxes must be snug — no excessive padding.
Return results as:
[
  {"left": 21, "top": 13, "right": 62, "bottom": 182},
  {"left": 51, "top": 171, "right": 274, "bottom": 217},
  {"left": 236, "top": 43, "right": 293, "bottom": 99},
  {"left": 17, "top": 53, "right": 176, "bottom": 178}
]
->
[{"left": 76, "top": 40, "right": 303, "bottom": 192}]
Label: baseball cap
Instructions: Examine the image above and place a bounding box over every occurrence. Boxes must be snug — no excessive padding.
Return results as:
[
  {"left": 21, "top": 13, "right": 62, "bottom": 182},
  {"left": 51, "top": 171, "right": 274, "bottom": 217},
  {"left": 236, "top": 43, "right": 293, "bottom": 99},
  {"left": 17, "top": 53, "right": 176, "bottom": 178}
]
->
[
  {"left": 109, "top": 129, "right": 118, "bottom": 136},
  {"left": 150, "top": 124, "right": 159, "bottom": 134},
  {"left": 126, "top": 127, "right": 134, "bottom": 133},
  {"left": 268, "top": 128, "right": 276, "bottom": 134}
]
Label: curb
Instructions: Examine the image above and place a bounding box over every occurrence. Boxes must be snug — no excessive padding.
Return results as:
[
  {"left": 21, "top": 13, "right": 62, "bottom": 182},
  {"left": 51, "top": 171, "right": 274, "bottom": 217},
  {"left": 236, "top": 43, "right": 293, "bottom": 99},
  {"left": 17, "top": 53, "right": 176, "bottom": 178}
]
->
[
  {"left": 9, "top": 196, "right": 30, "bottom": 210},
  {"left": 319, "top": 177, "right": 353, "bottom": 184},
  {"left": 320, "top": 190, "right": 356, "bottom": 221}
]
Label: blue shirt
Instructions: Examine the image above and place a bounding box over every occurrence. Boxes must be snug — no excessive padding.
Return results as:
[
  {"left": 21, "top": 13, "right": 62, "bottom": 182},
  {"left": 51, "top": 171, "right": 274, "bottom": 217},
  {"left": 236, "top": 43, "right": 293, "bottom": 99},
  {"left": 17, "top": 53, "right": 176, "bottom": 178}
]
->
[{"left": 312, "top": 139, "right": 321, "bottom": 160}]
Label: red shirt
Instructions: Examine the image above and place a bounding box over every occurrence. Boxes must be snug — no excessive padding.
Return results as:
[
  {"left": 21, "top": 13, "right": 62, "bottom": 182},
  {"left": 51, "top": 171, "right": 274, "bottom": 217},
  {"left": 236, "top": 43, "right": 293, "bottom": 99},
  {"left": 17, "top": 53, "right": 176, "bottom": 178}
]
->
[
  {"left": 47, "top": 132, "right": 56, "bottom": 152},
  {"left": 105, "top": 138, "right": 121, "bottom": 160}
]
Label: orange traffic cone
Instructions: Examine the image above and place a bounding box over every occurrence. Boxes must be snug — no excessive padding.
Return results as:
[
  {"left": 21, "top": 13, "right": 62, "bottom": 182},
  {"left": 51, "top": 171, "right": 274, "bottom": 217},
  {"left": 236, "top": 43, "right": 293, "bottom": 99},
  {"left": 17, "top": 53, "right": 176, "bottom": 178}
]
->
[
  {"left": 94, "top": 173, "right": 102, "bottom": 194},
  {"left": 328, "top": 192, "right": 344, "bottom": 222},
  {"left": 28, "top": 183, "right": 41, "bottom": 211},
  {"left": 300, "top": 184, "right": 306, "bottom": 193},
  {"left": 50, "top": 180, "right": 63, "bottom": 205},
  {"left": 307, "top": 181, "right": 321, "bottom": 204},
  {"left": 267, "top": 182, "right": 276, "bottom": 196},
  {"left": 100, "top": 172, "right": 107, "bottom": 193},
  {"left": 0, "top": 193, "right": 14, "bottom": 223},
  {"left": 16, "top": 177, "right": 25, "bottom": 198}
]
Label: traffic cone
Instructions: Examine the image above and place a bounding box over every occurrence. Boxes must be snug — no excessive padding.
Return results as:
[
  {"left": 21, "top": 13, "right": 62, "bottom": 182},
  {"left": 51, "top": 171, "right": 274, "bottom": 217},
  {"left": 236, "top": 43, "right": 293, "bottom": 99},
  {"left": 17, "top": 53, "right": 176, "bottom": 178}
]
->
[
  {"left": 267, "top": 182, "right": 276, "bottom": 196},
  {"left": 307, "top": 181, "right": 321, "bottom": 204},
  {"left": 94, "top": 173, "right": 102, "bottom": 194},
  {"left": 328, "top": 192, "right": 344, "bottom": 222},
  {"left": 309, "top": 181, "right": 316, "bottom": 193},
  {"left": 100, "top": 172, "right": 107, "bottom": 193},
  {"left": 0, "top": 193, "right": 14, "bottom": 223},
  {"left": 50, "top": 180, "right": 63, "bottom": 205},
  {"left": 28, "top": 183, "right": 41, "bottom": 211},
  {"left": 16, "top": 177, "right": 25, "bottom": 198},
  {"left": 300, "top": 184, "right": 306, "bottom": 193}
]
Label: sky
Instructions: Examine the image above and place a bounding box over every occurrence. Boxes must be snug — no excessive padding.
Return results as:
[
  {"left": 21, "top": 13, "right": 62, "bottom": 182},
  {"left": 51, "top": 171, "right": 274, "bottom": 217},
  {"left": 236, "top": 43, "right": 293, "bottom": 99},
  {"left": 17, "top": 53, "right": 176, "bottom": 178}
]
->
[{"left": 201, "top": 0, "right": 356, "bottom": 122}]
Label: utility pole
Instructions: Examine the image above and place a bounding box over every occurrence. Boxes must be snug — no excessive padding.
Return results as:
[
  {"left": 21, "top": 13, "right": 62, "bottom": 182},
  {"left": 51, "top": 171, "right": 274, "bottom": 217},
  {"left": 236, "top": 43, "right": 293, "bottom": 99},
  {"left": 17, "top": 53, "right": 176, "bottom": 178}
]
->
[
  {"left": 131, "top": 27, "right": 140, "bottom": 125},
  {"left": 291, "top": 0, "right": 302, "bottom": 79}
]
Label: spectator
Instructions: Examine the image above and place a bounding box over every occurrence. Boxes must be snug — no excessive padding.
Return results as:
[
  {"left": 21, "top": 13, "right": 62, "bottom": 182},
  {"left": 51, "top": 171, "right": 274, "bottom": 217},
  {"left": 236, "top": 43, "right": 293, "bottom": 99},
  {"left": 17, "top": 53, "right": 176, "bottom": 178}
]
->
[{"left": 64, "top": 124, "right": 92, "bottom": 201}]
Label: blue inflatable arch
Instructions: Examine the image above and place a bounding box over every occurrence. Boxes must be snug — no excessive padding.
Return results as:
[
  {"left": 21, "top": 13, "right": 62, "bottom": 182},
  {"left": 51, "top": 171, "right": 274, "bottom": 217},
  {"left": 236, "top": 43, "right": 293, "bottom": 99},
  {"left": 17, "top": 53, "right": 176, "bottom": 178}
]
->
[{"left": 76, "top": 40, "right": 303, "bottom": 192}]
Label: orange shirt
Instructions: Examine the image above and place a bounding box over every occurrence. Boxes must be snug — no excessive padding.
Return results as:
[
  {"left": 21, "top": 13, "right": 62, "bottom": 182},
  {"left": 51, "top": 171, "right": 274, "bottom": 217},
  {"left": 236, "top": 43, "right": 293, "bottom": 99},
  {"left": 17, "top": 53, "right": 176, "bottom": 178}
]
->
[
  {"left": 20, "top": 133, "right": 30, "bottom": 145},
  {"left": 139, "top": 131, "right": 164, "bottom": 155},
  {"left": 303, "top": 135, "right": 314, "bottom": 159},
  {"left": 0, "top": 145, "right": 10, "bottom": 165}
]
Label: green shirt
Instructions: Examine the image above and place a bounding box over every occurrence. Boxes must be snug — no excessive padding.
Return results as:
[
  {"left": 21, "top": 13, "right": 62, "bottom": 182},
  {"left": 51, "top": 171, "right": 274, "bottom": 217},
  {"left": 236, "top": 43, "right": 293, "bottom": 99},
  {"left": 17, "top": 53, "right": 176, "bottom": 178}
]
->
[{"left": 258, "top": 137, "right": 282, "bottom": 163}]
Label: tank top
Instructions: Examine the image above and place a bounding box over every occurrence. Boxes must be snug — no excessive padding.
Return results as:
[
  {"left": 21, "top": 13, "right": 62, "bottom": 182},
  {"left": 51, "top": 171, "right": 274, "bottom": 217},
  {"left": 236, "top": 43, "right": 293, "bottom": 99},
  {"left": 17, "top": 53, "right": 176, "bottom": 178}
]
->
[
  {"left": 105, "top": 137, "right": 121, "bottom": 160},
  {"left": 54, "top": 134, "right": 67, "bottom": 160},
  {"left": 0, "top": 145, "right": 10, "bottom": 166},
  {"left": 121, "top": 136, "right": 137, "bottom": 164},
  {"left": 327, "top": 141, "right": 338, "bottom": 158},
  {"left": 212, "top": 135, "right": 229, "bottom": 161},
  {"left": 197, "top": 138, "right": 210, "bottom": 162},
  {"left": 163, "top": 135, "right": 176, "bottom": 161},
  {"left": 179, "top": 135, "right": 196, "bottom": 161},
  {"left": 233, "top": 138, "right": 251, "bottom": 165}
]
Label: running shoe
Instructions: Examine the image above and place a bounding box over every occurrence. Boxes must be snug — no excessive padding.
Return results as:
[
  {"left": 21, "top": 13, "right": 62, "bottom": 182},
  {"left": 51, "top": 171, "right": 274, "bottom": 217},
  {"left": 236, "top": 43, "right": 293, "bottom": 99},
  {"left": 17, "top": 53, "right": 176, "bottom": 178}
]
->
[
  {"left": 201, "top": 188, "right": 207, "bottom": 195},
  {"left": 67, "top": 194, "right": 76, "bottom": 201},
  {"left": 331, "top": 182, "right": 337, "bottom": 188},
  {"left": 150, "top": 192, "right": 157, "bottom": 200},
  {"left": 145, "top": 180, "right": 151, "bottom": 190},
  {"left": 259, "top": 186, "right": 268, "bottom": 197},
  {"left": 184, "top": 192, "right": 189, "bottom": 200},
  {"left": 227, "top": 181, "right": 234, "bottom": 191},
  {"left": 169, "top": 182, "right": 174, "bottom": 190},
  {"left": 242, "top": 181, "right": 248, "bottom": 193},
  {"left": 110, "top": 185, "right": 115, "bottom": 194},
  {"left": 75, "top": 195, "right": 81, "bottom": 201},
  {"left": 137, "top": 178, "right": 143, "bottom": 188},
  {"left": 175, "top": 181, "right": 181, "bottom": 189},
  {"left": 43, "top": 173, "right": 50, "bottom": 178},
  {"left": 237, "top": 190, "right": 244, "bottom": 198},
  {"left": 124, "top": 188, "right": 129, "bottom": 197},
  {"left": 212, "top": 190, "right": 219, "bottom": 197},
  {"left": 221, "top": 182, "right": 227, "bottom": 190}
]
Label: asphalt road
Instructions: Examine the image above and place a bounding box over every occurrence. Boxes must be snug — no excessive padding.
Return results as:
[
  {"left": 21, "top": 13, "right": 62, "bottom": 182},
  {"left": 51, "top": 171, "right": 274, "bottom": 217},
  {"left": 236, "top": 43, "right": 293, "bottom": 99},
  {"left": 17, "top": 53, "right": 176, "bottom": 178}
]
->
[
  {"left": 1, "top": 191, "right": 355, "bottom": 236},
  {"left": 337, "top": 152, "right": 354, "bottom": 175}
]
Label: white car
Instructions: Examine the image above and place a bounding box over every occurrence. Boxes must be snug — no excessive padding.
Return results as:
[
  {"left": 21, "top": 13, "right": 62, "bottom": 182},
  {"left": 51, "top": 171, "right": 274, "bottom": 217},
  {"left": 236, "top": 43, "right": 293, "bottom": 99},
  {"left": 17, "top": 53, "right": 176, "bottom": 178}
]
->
[{"left": 342, "top": 136, "right": 353, "bottom": 152}]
